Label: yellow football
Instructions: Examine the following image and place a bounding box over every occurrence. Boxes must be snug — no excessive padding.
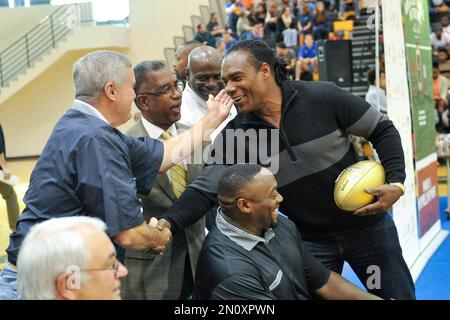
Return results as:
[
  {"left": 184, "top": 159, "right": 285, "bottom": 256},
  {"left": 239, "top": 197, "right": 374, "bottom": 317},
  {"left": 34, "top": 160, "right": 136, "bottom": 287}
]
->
[{"left": 334, "top": 160, "right": 386, "bottom": 211}]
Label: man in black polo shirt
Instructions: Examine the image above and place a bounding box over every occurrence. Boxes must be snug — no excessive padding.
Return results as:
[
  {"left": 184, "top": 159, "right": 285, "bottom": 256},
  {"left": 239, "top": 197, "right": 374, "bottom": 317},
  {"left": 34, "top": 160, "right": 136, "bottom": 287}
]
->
[
  {"left": 193, "top": 164, "right": 381, "bottom": 300},
  {"left": 0, "top": 124, "right": 20, "bottom": 231},
  {"left": 159, "top": 40, "right": 415, "bottom": 300}
]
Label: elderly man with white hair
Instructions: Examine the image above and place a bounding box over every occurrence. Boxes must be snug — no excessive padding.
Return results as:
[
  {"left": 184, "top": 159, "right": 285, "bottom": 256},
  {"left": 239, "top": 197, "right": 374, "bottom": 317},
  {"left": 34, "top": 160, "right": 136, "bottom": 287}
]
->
[
  {"left": 18, "top": 217, "right": 128, "bottom": 300},
  {"left": 0, "top": 50, "right": 232, "bottom": 300}
]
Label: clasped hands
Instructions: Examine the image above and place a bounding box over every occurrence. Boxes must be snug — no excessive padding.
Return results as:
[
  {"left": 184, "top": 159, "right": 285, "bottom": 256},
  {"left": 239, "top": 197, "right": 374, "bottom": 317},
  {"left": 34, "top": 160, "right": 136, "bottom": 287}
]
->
[{"left": 146, "top": 217, "right": 172, "bottom": 255}]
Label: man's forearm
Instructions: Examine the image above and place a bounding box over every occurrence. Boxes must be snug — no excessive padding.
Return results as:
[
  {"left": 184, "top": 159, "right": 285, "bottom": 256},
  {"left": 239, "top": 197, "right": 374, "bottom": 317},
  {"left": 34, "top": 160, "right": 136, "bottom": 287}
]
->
[
  {"left": 368, "top": 120, "right": 406, "bottom": 183},
  {"left": 316, "top": 272, "right": 382, "bottom": 300}
]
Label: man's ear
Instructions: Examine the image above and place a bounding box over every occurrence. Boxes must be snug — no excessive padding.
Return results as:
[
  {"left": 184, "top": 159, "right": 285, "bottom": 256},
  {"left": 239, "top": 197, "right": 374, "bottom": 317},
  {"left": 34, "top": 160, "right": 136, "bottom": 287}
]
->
[
  {"left": 104, "top": 81, "right": 116, "bottom": 101},
  {"left": 236, "top": 198, "right": 252, "bottom": 215},
  {"left": 55, "top": 273, "right": 77, "bottom": 300},
  {"left": 185, "top": 68, "right": 190, "bottom": 81},
  {"left": 135, "top": 96, "right": 148, "bottom": 111},
  {"left": 260, "top": 62, "right": 271, "bottom": 80}
]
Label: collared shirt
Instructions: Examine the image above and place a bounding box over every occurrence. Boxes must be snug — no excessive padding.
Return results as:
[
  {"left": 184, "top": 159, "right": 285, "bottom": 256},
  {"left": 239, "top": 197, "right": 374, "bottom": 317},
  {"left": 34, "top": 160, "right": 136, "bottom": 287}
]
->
[
  {"left": 179, "top": 84, "right": 237, "bottom": 141},
  {"left": 74, "top": 99, "right": 109, "bottom": 124},
  {"left": 193, "top": 209, "right": 331, "bottom": 300},
  {"left": 6, "top": 100, "right": 164, "bottom": 266},
  {"left": 216, "top": 209, "right": 274, "bottom": 251}
]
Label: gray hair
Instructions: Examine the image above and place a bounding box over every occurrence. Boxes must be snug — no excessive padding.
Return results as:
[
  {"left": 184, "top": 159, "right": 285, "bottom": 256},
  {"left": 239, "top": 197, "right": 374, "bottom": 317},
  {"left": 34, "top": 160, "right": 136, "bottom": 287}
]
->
[
  {"left": 73, "top": 50, "right": 132, "bottom": 100},
  {"left": 17, "top": 217, "right": 107, "bottom": 300}
]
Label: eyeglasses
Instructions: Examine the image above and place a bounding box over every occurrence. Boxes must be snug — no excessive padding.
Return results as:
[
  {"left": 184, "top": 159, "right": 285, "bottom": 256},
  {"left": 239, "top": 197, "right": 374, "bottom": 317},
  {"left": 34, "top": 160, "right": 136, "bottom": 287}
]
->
[
  {"left": 138, "top": 81, "right": 185, "bottom": 97},
  {"left": 81, "top": 259, "right": 121, "bottom": 278}
]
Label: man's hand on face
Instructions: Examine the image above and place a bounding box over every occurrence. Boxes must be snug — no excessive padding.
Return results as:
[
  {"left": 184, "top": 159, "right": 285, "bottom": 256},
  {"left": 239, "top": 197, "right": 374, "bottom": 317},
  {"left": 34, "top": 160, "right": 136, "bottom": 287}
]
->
[{"left": 352, "top": 184, "right": 403, "bottom": 216}]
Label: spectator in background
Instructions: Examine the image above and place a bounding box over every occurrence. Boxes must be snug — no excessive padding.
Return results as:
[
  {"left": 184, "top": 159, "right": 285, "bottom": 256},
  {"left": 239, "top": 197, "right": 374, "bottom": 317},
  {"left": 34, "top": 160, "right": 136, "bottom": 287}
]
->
[
  {"left": 276, "top": 6, "right": 300, "bottom": 46},
  {"left": 295, "top": 33, "right": 318, "bottom": 80},
  {"left": 431, "top": 24, "right": 450, "bottom": 51},
  {"left": 249, "top": 2, "right": 267, "bottom": 26},
  {"left": 265, "top": 1, "right": 279, "bottom": 41},
  {"left": 194, "top": 24, "right": 216, "bottom": 47},
  {"left": 173, "top": 41, "right": 202, "bottom": 82},
  {"left": 365, "top": 69, "right": 388, "bottom": 115},
  {"left": 225, "top": 0, "right": 245, "bottom": 34},
  {"left": 433, "top": 59, "right": 450, "bottom": 133},
  {"left": 437, "top": 46, "right": 450, "bottom": 78},
  {"left": 17, "top": 217, "right": 128, "bottom": 300},
  {"left": 223, "top": 31, "right": 238, "bottom": 52},
  {"left": 429, "top": 0, "right": 450, "bottom": 23},
  {"left": 276, "top": 41, "right": 296, "bottom": 78},
  {"left": 298, "top": 2, "right": 315, "bottom": 45},
  {"left": 207, "top": 12, "right": 226, "bottom": 41},
  {"left": 0, "top": 124, "right": 20, "bottom": 231},
  {"left": 440, "top": 16, "right": 450, "bottom": 36},
  {"left": 339, "top": 0, "right": 360, "bottom": 20},
  {"left": 216, "top": 39, "right": 226, "bottom": 56},
  {"left": 313, "top": 1, "right": 331, "bottom": 40},
  {"left": 237, "top": 11, "right": 262, "bottom": 40}
]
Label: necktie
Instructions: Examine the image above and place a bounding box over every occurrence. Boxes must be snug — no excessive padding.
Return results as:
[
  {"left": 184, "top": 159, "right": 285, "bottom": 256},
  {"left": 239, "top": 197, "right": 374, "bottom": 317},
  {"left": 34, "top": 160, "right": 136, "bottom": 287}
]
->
[{"left": 160, "top": 130, "right": 188, "bottom": 198}]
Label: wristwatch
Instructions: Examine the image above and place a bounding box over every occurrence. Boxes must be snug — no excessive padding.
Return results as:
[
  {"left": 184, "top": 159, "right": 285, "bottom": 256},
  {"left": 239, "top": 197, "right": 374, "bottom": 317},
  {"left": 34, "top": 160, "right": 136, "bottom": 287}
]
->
[{"left": 389, "top": 182, "right": 406, "bottom": 195}]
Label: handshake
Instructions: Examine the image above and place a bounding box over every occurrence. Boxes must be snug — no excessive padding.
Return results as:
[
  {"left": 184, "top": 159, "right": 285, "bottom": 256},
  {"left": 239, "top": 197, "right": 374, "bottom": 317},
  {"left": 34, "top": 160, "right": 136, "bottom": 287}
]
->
[{"left": 146, "top": 217, "right": 172, "bottom": 255}]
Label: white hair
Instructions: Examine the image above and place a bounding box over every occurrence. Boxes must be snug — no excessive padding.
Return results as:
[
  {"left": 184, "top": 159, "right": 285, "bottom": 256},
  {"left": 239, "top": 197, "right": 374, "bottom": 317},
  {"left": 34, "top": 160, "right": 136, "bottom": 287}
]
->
[
  {"left": 73, "top": 50, "right": 132, "bottom": 100},
  {"left": 17, "top": 216, "right": 107, "bottom": 300}
]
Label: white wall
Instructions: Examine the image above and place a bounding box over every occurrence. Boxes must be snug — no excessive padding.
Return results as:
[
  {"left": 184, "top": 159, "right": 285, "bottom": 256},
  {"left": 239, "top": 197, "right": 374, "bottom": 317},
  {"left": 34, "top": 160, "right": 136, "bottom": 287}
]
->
[{"left": 0, "top": 4, "right": 59, "bottom": 51}]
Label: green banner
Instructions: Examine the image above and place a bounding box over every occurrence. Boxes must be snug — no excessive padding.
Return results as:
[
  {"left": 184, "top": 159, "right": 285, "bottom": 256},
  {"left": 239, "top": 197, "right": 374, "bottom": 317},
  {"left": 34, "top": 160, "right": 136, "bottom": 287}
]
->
[
  {"left": 402, "top": 0, "right": 440, "bottom": 237},
  {"left": 403, "top": 0, "right": 436, "bottom": 161}
]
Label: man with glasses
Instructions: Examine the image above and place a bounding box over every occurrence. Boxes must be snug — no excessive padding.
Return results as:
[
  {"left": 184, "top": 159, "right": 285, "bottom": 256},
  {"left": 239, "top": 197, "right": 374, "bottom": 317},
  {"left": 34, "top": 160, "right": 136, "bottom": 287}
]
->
[
  {"left": 193, "top": 164, "right": 381, "bottom": 300},
  {"left": 17, "top": 217, "right": 128, "bottom": 300},
  {"left": 181, "top": 46, "right": 237, "bottom": 141},
  {"left": 121, "top": 60, "right": 206, "bottom": 300}
]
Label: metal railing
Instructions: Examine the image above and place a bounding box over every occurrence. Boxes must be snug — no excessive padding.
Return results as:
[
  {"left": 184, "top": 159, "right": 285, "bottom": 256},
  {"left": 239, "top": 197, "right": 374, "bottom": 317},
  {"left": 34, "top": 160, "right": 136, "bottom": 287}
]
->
[{"left": 0, "top": 2, "right": 95, "bottom": 88}]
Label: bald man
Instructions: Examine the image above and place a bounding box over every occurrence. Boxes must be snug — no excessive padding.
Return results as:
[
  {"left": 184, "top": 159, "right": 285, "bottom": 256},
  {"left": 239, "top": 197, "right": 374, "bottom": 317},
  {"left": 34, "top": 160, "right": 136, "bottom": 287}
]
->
[
  {"left": 173, "top": 40, "right": 202, "bottom": 82},
  {"left": 180, "top": 46, "right": 237, "bottom": 141}
]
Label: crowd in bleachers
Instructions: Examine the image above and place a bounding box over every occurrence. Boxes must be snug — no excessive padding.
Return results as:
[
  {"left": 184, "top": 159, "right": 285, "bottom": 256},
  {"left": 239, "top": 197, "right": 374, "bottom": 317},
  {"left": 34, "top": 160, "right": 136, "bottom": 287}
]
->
[
  {"left": 430, "top": 1, "right": 450, "bottom": 134},
  {"left": 193, "top": 0, "right": 361, "bottom": 81}
]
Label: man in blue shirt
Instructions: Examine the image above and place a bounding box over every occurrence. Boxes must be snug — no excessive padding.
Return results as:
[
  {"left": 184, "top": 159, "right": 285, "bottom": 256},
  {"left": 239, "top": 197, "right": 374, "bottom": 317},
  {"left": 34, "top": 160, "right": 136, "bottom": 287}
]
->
[
  {"left": 295, "top": 33, "right": 318, "bottom": 80},
  {"left": 0, "top": 50, "right": 232, "bottom": 300}
]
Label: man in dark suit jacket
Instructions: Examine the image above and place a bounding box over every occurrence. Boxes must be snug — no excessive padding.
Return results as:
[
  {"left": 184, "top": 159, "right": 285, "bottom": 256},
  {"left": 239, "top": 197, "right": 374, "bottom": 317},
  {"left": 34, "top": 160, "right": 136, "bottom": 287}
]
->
[{"left": 121, "top": 60, "right": 206, "bottom": 300}]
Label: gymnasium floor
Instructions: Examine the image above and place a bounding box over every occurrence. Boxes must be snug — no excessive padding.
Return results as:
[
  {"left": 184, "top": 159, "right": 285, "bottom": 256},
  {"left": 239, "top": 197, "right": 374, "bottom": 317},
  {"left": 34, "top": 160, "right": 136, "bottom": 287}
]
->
[{"left": 1, "top": 160, "right": 449, "bottom": 299}]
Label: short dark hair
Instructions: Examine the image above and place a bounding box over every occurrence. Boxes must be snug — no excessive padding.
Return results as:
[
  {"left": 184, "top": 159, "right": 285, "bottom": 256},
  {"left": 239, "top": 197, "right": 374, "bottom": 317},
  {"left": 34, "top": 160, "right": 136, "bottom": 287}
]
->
[
  {"left": 133, "top": 60, "right": 167, "bottom": 98},
  {"left": 218, "top": 164, "right": 263, "bottom": 207},
  {"left": 433, "top": 58, "right": 440, "bottom": 69},
  {"left": 367, "top": 68, "right": 385, "bottom": 85},
  {"left": 225, "top": 40, "right": 291, "bottom": 85},
  {"left": 276, "top": 41, "right": 287, "bottom": 49}
]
